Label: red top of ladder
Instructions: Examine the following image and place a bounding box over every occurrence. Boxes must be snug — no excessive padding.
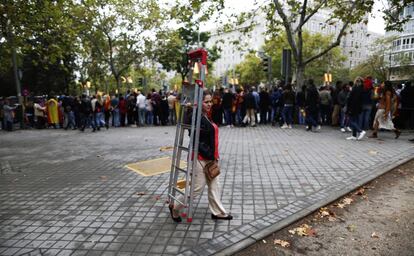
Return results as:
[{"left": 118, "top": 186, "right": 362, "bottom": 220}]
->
[{"left": 188, "top": 48, "right": 208, "bottom": 65}]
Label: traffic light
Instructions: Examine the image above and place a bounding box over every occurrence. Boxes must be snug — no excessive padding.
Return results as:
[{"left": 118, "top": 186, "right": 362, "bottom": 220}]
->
[
  {"left": 138, "top": 78, "right": 143, "bottom": 86},
  {"left": 262, "top": 57, "right": 270, "bottom": 72}
]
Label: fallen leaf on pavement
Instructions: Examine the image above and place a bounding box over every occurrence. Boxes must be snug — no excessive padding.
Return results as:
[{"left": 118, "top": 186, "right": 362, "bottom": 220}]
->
[
  {"left": 368, "top": 150, "right": 378, "bottom": 156},
  {"left": 154, "top": 195, "right": 161, "bottom": 200},
  {"left": 342, "top": 197, "right": 353, "bottom": 205},
  {"left": 159, "top": 146, "right": 174, "bottom": 151},
  {"left": 347, "top": 224, "right": 356, "bottom": 232},
  {"left": 136, "top": 192, "right": 146, "bottom": 196},
  {"left": 371, "top": 232, "right": 379, "bottom": 238},
  {"left": 100, "top": 176, "right": 108, "bottom": 181},
  {"left": 355, "top": 188, "right": 365, "bottom": 196},
  {"left": 289, "top": 224, "right": 315, "bottom": 237},
  {"left": 336, "top": 203, "right": 345, "bottom": 209},
  {"left": 274, "top": 239, "right": 290, "bottom": 248},
  {"left": 262, "top": 239, "right": 267, "bottom": 243},
  {"left": 97, "top": 155, "right": 102, "bottom": 157},
  {"left": 320, "top": 207, "right": 330, "bottom": 217}
]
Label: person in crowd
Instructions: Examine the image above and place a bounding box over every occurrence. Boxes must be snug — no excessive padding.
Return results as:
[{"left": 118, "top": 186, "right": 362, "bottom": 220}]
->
[
  {"left": 151, "top": 89, "right": 161, "bottom": 125},
  {"left": 400, "top": 81, "right": 414, "bottom": 129},
  {"left": 73, "top": 96, "right": 81, "bottom": 129},
  {"left": 167, "top": 91, "right": 176, "bottom": 125},
  {"left": 211, "top": 89, "right": 222, "bottom": 125},
  {"left": 222, "top": 88, "right": 234, "bottom": 127},
  {"left": 346, "top": 77, "right": 366, "bottom": 140},
  {"left": 338, "top": 82, "right": 351, "bottom": 132},
  {"left": 305, "top": 79, "right": 320, "bottom": 131},
  {"left": 319, "top": 85, "right": 332, "bottom": 125},
  {"left": 46, "top": 96, "right": 59, "bottom": 128},
  {"left": 281, "top": 84, "right": 295, "bottom": 129},
  {"left": 160, "top": 93, "right": 169, "bottom": 125},
  {"left": 270, "top": 86, "right": 283, "bottom": 126},
  {"left": 296, "top": 85, "right": 306, "bottom": 126},
  {"left": 359, "top": 76, "right": 374, "bottom": 130},
  {"left": 119, "top": 96, "right": 127, "bottom": 127},
  {"left": 136, "top": 91, "right": 146, "bottom": 126},
  {"left": 331, "top": 81, "right": 341, "bottom": 126},
  {"left": 127, "top": 94, "right": 136, "bottom": 126},
  {"left": 111, "top": 95, "right": 120, "bottom": 127},
  {"left": 251, "top": 86, "right": 260, "bottom": 123},
  {"left": 175, "top": 93, "right": 181, "bottom": 123},
  {"left": 95, "top": 94, "right": 105, "bottom": 129},
  {"left": 234, "top": 88, "right": 244, "bottom": 126},
  {"left": 170, "top": 90, "right": 232, "bottom": 222},
  {"left": 370, "top": 81, "right": 401, "bottom": 139},
  {"left": 64, "top": 96, "right": 76, "bottom": 130},
  {"left": 103, "top": 95, "right": 112, "bottom": 129},
  {"left": 242, "top": 87, "right": 257, "bottom": 127},
  {"left": 79, "top": 94, "right": 95, "bottom": 132},
  {"left": 91, "top": 95, "right": 99, "bottom": 130},
  {"left": 34, "top": 98, "right": 46, "bottom": 129},
  {"left": 145, "top": 93, "right": 153, "bottom": 125},
  {"left": 2, "top": 98, "right": 16, "bottom": 131},
  {"left": 259, "top": 87, "right": 271, "bottom": 125}
]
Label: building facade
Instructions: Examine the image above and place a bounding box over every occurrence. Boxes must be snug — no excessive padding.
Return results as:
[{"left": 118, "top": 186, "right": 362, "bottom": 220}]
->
[
  {"left": 386, "top": 4, "right": 414, "bottom": 82},
  {"left": 207, "top": 9, "right": 380, "bottom": 77}
]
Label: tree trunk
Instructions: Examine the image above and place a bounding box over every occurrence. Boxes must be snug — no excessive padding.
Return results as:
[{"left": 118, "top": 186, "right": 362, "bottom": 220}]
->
[
  {"left": 116, "top": 76, "right": 121, "bottom": 95},
  {"left": 295, "top": 64, "right": 305, "bottom": 88}
]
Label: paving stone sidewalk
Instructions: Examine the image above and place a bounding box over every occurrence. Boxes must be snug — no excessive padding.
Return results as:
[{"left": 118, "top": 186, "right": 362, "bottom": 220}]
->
[{"left": 0, "top": 126, "right": 413, "bottom": 256}]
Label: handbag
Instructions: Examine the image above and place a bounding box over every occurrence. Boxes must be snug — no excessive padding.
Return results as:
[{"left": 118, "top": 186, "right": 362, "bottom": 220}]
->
[{"left": 203, "top": 160, "right": 220, "bottom": 181}]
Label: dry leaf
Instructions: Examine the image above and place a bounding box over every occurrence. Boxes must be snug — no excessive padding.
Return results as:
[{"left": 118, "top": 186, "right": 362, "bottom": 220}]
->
[
  {"left": 262, "top": 240, "right": 267, "bottom": 243},
  {"left": 274, "top": 239, "right": 290, "bottom": 247},
  {"left": 355, "top": 188, "right": 365, "bottom": 196},
  {"left": 371, "top": 232, "right": 379, "bottom": 238},
  {"left": 97, "top": 155, "right": 102, "bottom": 157},
  {"left": 342, "top": 198, "right": 353, "bottom": 205},
  {"left": 347, "top": 224, "right": 356, "bottom": 232},
  {"left": 100, "top": 176, "right": 108, "bottom": 181},
  {"left": 137, "top": 192, "right": 146, "bottom": 196},
  {"left": 289, "top": 224, "right": 314, "bottom": 236},
  {"left": 154, "top": 195, "right": 160, "bottom": 200},
  {"left": 336, "top": 203, "right": 345, "bottom": 209},
  {"left": 368, "top": 150, "right": 378, "bottom": 156},
  {"left": 160, "top": 146, "right": 174, "bottom": 151}
]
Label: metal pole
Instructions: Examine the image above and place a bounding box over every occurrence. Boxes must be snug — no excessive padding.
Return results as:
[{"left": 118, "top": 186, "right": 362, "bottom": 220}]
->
[{"left": 12, "top": 46, "right": 24, "bottom": 128}]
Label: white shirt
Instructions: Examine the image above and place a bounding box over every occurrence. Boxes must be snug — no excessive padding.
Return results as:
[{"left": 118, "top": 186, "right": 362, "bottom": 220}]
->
[{"left": 136, "top": 94, "right": 146, "bottom": 109}]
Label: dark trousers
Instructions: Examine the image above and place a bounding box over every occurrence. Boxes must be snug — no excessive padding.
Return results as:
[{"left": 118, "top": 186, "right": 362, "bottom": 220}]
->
[{"left": 349, "top": 115, "right": 362, "bottom": 137}]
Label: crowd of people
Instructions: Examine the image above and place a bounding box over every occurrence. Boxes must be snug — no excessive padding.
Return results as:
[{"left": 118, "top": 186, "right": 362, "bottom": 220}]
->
[{"left": 1, "top": 77, "right": 414, "bottom": 142}]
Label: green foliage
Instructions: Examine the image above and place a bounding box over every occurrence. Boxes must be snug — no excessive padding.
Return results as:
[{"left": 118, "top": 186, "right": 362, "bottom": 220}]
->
[
  {"left": 235, "top": 53, "right": 265, "bottom": 85},
  {"left": 263, "top": 31, "right": 346, "bottom": 84}
]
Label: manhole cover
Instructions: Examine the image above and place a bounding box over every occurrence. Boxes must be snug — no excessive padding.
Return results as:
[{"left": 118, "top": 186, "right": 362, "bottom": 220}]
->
[{"left": 125, "top": 157, "right": 186, "bottom": 177}]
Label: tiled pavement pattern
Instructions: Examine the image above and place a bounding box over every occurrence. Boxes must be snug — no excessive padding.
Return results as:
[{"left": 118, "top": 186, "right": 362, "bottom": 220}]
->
[{"left": 0, "top": 126, "right": 413, "bottom": 256}]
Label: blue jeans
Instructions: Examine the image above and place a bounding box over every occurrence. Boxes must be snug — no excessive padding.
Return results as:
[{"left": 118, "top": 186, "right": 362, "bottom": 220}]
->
[
  {"left": 349, "top": 115, "right": 362, "bottom": 137},
  {"left": 359, "top": 106, "right": 372, "bottom": 130},
  {"left": 236, "top": 108, "right": 242, "bottom": 125},
  {"left": 282, "top": 105, "right": 293, "bottom": 125},
  {"left": 340, "top": 107, "right": 348, "bottom": 128},
  {"left": 298, "top": 107, "right": 305, "bottom": 125},
  {"left": 223, "top": 108, "right": 232, "bottom": 125},
  {"left": 146, "top": 110, "right": 153, "bottom": 125},
  {"left": 66, "top": 111, "right": 76, "bottom": 129},
  {"left": 306, "top": 108, "right": 318, "bottom": 127},
  {"left": 138, "top": 108, "right": 146, "bottom": 125},
  {"left": 95, "top": 112, "right": 104, "bottom": 127},
  {"left": 112, "top": 109, "right": 120, "bottom": 127}
]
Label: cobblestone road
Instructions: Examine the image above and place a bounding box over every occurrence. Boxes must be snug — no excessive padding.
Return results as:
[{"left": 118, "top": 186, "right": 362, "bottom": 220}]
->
[{"left": 0, "top": 126, "right": 413, "bottom": 256}]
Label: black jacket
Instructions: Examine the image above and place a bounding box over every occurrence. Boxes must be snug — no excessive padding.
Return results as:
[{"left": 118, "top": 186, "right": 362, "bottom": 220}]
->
[
  {"left": 347, "top": 85, "right": 363, "bottom": 117},
  {"left": 198, "top": 115, "right": 216, "bottom": 160}
]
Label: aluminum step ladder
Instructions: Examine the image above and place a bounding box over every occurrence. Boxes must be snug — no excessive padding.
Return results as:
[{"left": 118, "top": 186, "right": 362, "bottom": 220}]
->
[{"left": 167, "top": 48, "right": 208, "bottom": 223}]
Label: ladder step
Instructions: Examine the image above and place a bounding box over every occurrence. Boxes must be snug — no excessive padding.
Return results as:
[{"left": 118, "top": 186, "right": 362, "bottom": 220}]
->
[
  {"left": 180, "top": 124, "right": 192, "bottom": 130},
  {"left": 172, "top": 187, "right": 185, "bottom": 195},
  {"left": 168, "top": 194, "right": 186, "bottom": 206},
  {"left": 174, "top": 166, "right": 187, "bottom": 173},
  {"left": 178, "top": 145, "right": 189, "bottom": 152}
]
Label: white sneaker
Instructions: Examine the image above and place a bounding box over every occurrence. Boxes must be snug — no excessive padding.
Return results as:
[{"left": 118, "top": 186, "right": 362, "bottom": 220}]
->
[
  {"left": 346, "top": 136, "right": 357, "bottom": 140},
  {"left": 340, "top": 128, "right": 346, "bottom": 132},
  {"left": 288, "top": 125, "right": 292, "bottom": 129},
  {"left": 346, "top": 127, "right": 352, "bottom": 132},
  {"left": 226, "top": 125, "right": 231, "bottom": 128},
  {"left": 357, "top": 130, "right": 366, "bottom": 140},
  {"left": 317, "top": 125, "right": 321, "bottom": 130},
  {"left": 281, "top": 124, "right": 288, "bottom": 129}
]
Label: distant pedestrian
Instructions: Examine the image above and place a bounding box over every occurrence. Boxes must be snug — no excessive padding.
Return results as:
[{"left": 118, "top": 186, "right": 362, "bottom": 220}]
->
[
  {"left": 281, "top": 84, "right": 295, "bottom": 129},
  {"left": 346, "top": 77, "right": 366, "bottom": 140},
  {"left": 305, "top": 79, "right": 320, "bottom": 131},
  {"left": 370, "top": 81, "right": 401, "bottom": 139}
]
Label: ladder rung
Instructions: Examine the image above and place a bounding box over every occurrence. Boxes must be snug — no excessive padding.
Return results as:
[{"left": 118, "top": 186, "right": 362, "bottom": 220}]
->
[
  {"left": 180, "top": 124, "right": 192, "bottom": 130},
  {"left": 168, "top": 194, "right": 186, "bottom": 206},
  {"left": 174, "top": 166, "right": 187, "bottom": 173},
  {"left": 172, "top": 187, "right": 185, "bottom": 195},
  {"left": 178, "top": 146, "right": 189, "bottom": 152}
]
